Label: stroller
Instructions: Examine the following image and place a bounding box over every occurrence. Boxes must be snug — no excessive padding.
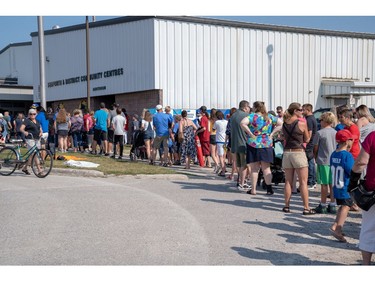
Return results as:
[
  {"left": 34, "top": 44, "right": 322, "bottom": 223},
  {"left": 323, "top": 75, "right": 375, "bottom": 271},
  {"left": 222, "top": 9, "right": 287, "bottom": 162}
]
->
[
  {"left": 129, "top": 130, "right": 147, "bottom": 161},
  {"left": 258, "top": 139, "right": 285, "bottom": 187}
]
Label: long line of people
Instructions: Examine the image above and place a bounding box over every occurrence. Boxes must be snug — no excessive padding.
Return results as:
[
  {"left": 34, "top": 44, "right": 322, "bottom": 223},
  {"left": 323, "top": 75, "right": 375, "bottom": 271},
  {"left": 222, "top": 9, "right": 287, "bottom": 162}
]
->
[{"left": 1, "top": 100, "right": 375, "bottom": 264}]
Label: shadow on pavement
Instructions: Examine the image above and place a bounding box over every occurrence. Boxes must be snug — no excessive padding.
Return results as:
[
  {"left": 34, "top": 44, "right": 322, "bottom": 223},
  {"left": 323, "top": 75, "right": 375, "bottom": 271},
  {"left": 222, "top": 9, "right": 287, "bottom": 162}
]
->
[{"left": 231, "top": 246, "right": 348, "bottom": 265}]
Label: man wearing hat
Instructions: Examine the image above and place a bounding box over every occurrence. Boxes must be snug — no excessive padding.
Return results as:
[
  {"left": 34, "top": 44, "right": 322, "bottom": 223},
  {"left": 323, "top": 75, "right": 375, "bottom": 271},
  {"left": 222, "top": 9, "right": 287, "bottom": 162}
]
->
[{"left": 152, "top": 104, "right": 173, "bottom": 166}]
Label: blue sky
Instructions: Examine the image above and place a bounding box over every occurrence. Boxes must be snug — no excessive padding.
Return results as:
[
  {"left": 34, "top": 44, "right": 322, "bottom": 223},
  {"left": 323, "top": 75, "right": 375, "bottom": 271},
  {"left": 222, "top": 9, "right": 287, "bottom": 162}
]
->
[{"left": 1, "top": 15, "right": 375, "bottom": 51}]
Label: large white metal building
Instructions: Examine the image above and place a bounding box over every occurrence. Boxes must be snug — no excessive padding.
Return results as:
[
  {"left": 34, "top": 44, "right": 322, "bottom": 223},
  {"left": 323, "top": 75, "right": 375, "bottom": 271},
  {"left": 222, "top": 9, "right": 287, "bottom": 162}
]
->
[
  {"left": 25, "top": 16, "right": 375, "bottom": 115},
  {"left": 0, "top": 42, "right": 34, "bottom": 113}
]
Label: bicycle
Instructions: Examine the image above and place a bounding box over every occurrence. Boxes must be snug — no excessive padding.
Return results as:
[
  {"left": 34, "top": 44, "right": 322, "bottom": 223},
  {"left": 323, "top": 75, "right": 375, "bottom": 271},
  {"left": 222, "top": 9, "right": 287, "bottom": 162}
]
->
[{"left": 0, "top": 133, "right": 53, "bottom": 178}]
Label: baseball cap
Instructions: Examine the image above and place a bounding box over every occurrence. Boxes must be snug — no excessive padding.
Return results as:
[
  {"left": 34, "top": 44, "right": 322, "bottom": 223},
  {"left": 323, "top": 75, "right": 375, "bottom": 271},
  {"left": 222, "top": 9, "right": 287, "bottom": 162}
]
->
[
  {"left": 156, "top": 104, "right": 163, "bottom": 110},
  {"left": 30, "top": 103, "right": 39, "bottom": 109},
  {"left": 336, "top": 129, "right": 353, "bottom": 143},
  {"left": 28, "top": 108, "right": 37, "bottom": 115},
  {"left": 0, "top": 113, "right": 3, "bottom": 118}
]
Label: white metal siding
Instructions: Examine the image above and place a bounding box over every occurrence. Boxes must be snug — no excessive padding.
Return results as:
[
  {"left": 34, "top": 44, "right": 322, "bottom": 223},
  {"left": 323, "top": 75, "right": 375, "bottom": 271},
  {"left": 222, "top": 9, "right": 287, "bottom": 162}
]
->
[
  {"left": 154, "top": 19, "right": 375, "bottom": 110},
  {"left": 33, "top": 19, "right": 155, "bottom": 102},
  {"left": 0, "top": 45, "right": 33, "bottom": 85},
  {"left": 29, "top": 17, "right": 375, "bottom": 111}
]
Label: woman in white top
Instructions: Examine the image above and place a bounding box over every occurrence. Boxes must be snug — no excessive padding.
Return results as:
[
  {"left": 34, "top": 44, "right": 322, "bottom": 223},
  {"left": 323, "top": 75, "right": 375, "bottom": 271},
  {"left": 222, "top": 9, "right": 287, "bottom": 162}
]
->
[
  {"left": 213, "top": 110, "right": 228, "bottom": 176},
  {"left": 355, "top": 104, "right": 375, "bottom": 143},
  {"left": 141, "top": 111, "right": 155, "bottom": 164}
]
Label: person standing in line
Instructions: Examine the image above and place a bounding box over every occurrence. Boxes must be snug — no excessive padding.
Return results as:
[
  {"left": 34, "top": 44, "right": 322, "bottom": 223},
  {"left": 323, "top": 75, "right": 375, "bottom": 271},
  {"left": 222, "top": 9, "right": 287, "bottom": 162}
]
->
[
  {"left": 121, "top": 108, "right": 129, "bottom": 145},
  {"left": 83, "top": 110, "right": 95, "bottom": 152},
  {"left": 196, "top": 106, "right": 211, "bottom": 168},
  {"left": 172, "top": 114, "right": 182, "bottom": 165},
  {"left": 91, "top": 102, "right": 109, "bottom": 156},
  {"left": 107, "top": 103, "right": 119, "bottom": 155},
  {"left": 355, "top": 104, "right": 375, "bottom": 143},
  {"left": 179, "top": 110, "right": 197, "bottom": 169},
  {"left": 141, "top": 111, "right": 155, "bottom": 165},
  {"left": 329, "top": 129, "right": 355, "bottom": 243},
  {"left": 54, "top": 108, "right": 70, "bottom": 153},
  {"left": 213, "top": 110, "right": 228, "bottom": 177},
  {"left": 281, "top": 102, "right": 315, "bottom": 215},
  {"left": 209, "top": 108, "right": 219, "bottom": 173},
  {"left": 152, "top": 104, "right": 173, "bottom": 166},
  {"left": 276, "top": 106, "right": 284, "bottom": 119},
  {"left": 70, "top": 109, "right": 84, "bottom": 152},
  {"left": 111, "top": 108, "right": 127, "bottom": 159},
  {"left": 240, "top": 101, "right": 282, "bottom": 195},
  {"left": 313, "top": 112, "right": 338, "bottom": 214},
  {"left": 3, "top": 111, "right": 12, "bottom": 142},
  {"left": 131, "top": 113, "right": 141, "bottom": 145},
  {"left": 225, "top": 107, "right": 237, "bottom": 181},
  {"left": 348, "top": 130, "right": 375, "bottom": 265},
  {"left": 36, "top": 106, "right": 49, "bottom": 149},
  {"left": 303, "top": 103, "right": 318, "bottom": 190},
  {"left": 13, "top": 113, "right": 25, "bottom": 141},
  {"left": 0, "top": 113, "right": 8, "bottom": 143},
  {"left": 230, "top": 100, "right": 251, "bottom": 191},
  {"left": 338, "top": 109, "right": 361, "bottom": 160}
]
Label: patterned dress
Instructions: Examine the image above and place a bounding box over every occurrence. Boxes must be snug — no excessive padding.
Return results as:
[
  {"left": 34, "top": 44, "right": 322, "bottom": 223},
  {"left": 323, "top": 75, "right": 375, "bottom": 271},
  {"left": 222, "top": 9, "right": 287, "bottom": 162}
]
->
[{"left": 181, "top": 125, "right": 197, "bottom": 163}]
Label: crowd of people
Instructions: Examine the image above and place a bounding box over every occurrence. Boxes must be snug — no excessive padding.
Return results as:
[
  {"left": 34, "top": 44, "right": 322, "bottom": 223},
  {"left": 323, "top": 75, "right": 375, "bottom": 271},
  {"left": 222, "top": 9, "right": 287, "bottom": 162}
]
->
[{"left": 1, "top": 99, "right": 375, "bottom": 264}]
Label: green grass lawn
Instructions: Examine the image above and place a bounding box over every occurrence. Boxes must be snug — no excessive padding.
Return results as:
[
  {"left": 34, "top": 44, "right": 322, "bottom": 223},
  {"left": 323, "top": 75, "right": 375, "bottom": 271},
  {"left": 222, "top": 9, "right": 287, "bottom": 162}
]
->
[{"left": 51, "top": 145, "right": 177, "bottom": 176}]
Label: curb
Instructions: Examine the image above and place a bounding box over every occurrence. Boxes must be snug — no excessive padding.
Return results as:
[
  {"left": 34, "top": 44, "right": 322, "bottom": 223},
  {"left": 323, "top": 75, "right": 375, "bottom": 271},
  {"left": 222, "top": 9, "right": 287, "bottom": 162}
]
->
[
  {"left": 52, "top": 168, "right": 105, "bottom": 178},
  {"left": 51, "top": 168, "right": 189, "bottom": 180}
]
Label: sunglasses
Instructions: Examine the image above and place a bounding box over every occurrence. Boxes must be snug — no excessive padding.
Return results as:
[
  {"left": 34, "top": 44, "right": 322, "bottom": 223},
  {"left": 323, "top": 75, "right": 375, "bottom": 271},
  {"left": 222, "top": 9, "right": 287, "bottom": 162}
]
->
[
  {"left": 296, "top": 109, "right": 303, "bottom": 112},
  {"left": 29, "top": 113, "right": 36, "bottom": 115}
]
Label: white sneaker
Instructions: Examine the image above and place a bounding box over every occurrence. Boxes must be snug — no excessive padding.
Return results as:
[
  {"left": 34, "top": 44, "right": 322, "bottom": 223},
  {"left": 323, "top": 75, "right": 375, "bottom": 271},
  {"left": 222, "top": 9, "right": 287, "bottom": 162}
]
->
[
  {"left": 237, "top": 183, "right": 250, "bottom": 192},
  {"left": 308, "top": 184, "right": 316, "bottom": 190}
]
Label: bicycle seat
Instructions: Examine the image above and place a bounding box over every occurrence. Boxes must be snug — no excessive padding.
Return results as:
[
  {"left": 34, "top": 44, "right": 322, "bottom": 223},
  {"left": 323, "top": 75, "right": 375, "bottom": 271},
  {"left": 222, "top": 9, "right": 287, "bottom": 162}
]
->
[{"left": 9, "top": 139, "right": 24, "bottom": 144}]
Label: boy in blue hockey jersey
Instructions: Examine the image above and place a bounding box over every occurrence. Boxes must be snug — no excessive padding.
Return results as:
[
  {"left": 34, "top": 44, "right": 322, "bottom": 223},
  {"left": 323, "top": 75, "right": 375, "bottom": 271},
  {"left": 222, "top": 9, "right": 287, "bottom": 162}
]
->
[{"left": 329, "top": 129, "right": 355, "bottom": 243}]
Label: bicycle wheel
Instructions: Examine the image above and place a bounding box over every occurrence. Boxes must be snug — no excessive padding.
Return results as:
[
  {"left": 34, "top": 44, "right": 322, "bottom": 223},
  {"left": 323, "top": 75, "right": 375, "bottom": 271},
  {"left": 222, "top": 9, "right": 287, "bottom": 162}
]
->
[
  {"left": 0, "top": 147, "right": 19, "bottom": 176},
  {"left": 31, "top": 148, "right": 53, "bottom": 178}
]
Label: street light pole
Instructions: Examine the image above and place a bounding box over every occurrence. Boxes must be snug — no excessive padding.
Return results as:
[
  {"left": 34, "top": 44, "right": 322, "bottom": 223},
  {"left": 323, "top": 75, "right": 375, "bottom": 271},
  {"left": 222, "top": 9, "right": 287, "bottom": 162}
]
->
[
  {"left": 37, "top": 16, "right": 47, "bottom": 109},
  {"left": 85, "top": 16, "right": 91, "bottom": 111}
]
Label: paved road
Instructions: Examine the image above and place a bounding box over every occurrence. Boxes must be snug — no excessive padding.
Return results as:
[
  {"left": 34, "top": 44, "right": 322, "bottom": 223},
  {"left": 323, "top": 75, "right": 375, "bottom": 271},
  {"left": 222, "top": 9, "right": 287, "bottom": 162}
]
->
[{"left": 0, "top": 167, "right": 363, "bottom": 265}]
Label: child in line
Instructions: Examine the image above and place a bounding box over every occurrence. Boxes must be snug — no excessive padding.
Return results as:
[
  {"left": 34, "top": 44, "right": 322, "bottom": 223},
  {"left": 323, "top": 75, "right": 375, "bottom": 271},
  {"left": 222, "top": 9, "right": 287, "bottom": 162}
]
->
[
  {"left": 313, "top": 112, "right": 338, "bottom": 214},
  {"left": 329, "top": 129, "right": 355, "bottom": 242}
]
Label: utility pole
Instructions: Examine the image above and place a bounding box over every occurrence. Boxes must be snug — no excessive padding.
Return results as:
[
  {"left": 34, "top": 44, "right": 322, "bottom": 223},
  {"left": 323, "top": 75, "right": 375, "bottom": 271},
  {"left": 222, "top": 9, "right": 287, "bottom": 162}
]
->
[
  {"left": 85, "top": 16, "right": 91, "bottom": 111},
  {"left": 37, "top": 16, "right": 46, "bottom": 109}
]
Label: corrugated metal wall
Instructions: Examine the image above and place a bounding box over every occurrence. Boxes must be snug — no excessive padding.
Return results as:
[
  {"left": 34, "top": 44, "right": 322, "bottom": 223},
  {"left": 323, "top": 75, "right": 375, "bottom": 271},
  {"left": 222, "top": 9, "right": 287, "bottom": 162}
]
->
[
  {"left": 154, "top": 18, "right": 375, "bottom": 111},
  {"left": 32, "top": 17, "right": 375, "bottom": 111},
  {"left": 33, "top": 19, "right": 155, "bottom": 102},
  {"left": 0, "top": 45, "right": 33, "bottom": 85}
]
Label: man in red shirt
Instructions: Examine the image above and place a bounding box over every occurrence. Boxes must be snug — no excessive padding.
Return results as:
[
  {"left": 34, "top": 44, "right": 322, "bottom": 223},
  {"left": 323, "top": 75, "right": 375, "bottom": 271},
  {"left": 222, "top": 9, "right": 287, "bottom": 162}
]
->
[
  {"left": 339, "top": 109, "right": 360, "bottom": 159},
  {"left": 196, "top": 106, "right": 211, "bottom": 167}
]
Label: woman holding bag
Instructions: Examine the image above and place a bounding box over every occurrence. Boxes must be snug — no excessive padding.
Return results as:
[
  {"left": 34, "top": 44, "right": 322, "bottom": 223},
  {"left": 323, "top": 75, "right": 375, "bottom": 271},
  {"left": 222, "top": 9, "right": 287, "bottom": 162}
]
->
[
  {"left": 348, "top": 130, "right": 375, "bottom": 265},
  {"left": 179, "top": 110, "right": 197, "bottom": 169}
]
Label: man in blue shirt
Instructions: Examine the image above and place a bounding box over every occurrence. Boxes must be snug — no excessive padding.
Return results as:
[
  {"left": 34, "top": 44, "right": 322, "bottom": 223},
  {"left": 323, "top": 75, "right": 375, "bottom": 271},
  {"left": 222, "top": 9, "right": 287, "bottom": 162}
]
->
[
  {"left": 91, "top": 102, "right": 109, "bottom": 155},
  {"left": 152, "top": 104, "right": 173, "bottom": 166},
  {"left": 36, "top": 106, "right": 49, "bottom": 148}
]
